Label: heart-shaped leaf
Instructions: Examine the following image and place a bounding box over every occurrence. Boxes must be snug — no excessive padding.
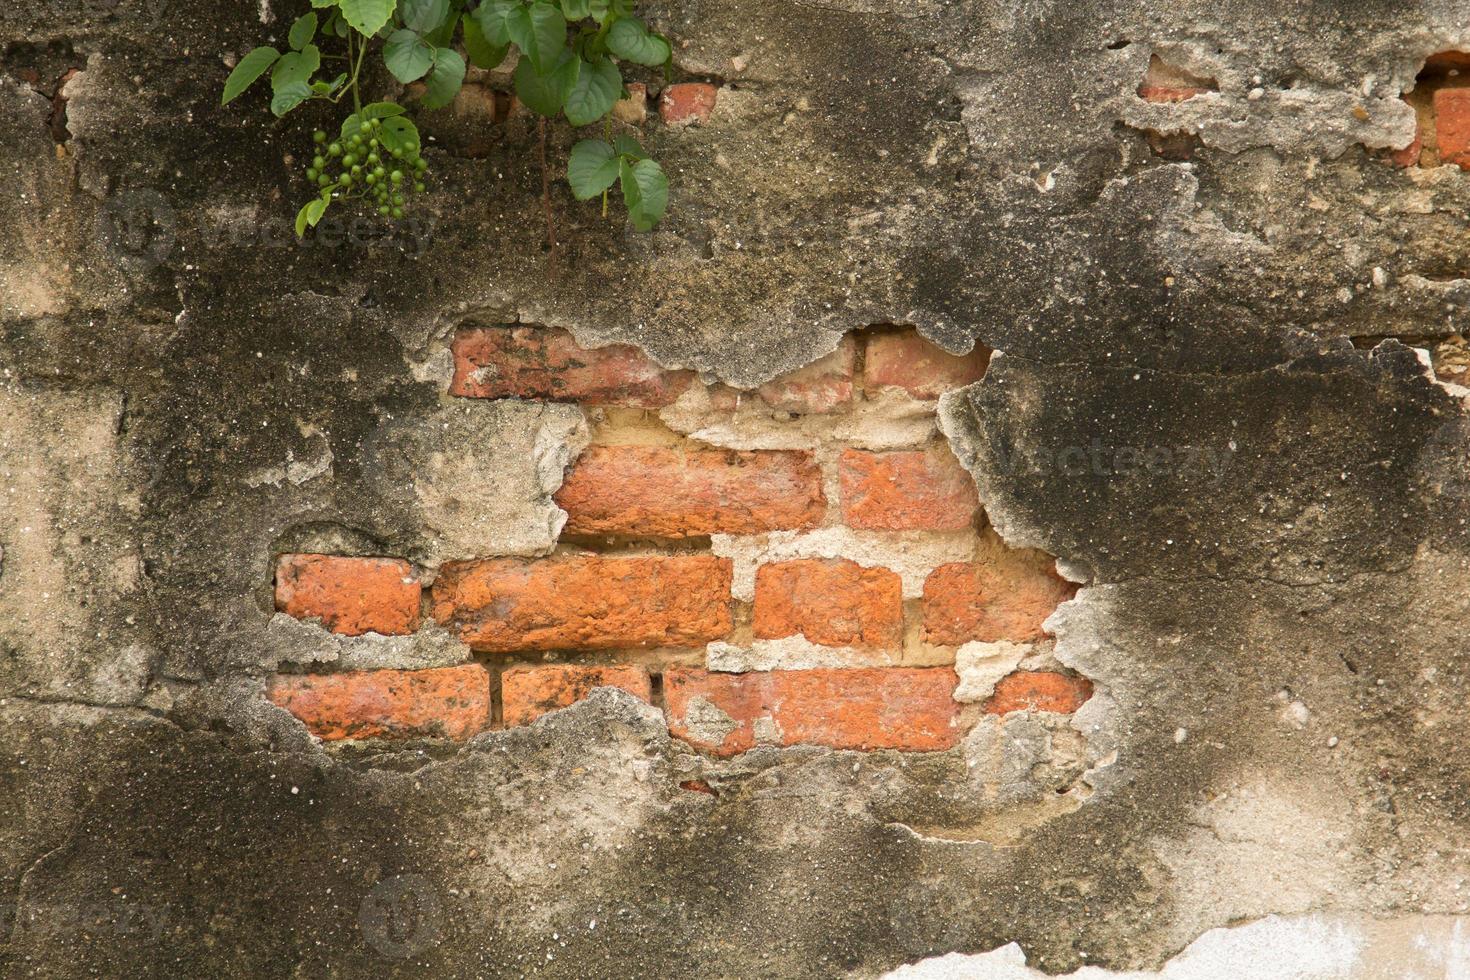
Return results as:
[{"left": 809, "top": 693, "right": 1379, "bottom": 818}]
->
[
  {"left": 563, "top": 56, "right": 620, "bottom": 126},
  {"left": 566, "top": 138, "right": 619, "bottom": 199},
  {"left": 419, "top": 47, "right": 466, "bottom": 108},
  {"left": 221, "top": 46, "right": 279, "bottom": 104},
  {"left": 513, "top": 46, "right": 579, "bottom": 116},
  {"left": 384, "top": 28, "right": 433, "bottom": 82}
]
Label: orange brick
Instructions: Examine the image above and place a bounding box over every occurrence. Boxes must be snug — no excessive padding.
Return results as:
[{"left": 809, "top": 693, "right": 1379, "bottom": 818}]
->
[
  {"left": 555, "top": 446, "right": 826, "bottom": 537},
  {"left": 864, "top": 331, "right": 988, "bottom": 400},
  {"left": 839, "top": 448, "right": 979, "bottom": 531},
  {"left": 755, "top": 336, "right": 856, "bottom": 413},
  {"left": 659, "top": 82, "right": 717, "bottom": 125},
  {"left": 274, "top": 554, "right": 420, "bottom": 637},
  {"left": 431, "top": 555, "right": 732, "bottom": 653},
  {"left": 1434, "top": 87, "right": 1470, "bottom": 168},
  {"left": 753, "top": 559, "right": 903, "bottom": 650},
  {"left": 923, "top": 561, "right": 1076, "bottom": 645},
  {"left": 1137, "top": 84, "right": 1210, "bottom": 102},
  {"left": 449, "top": 326, "right": 694, "bottom": 407},
  {"left": 501, "top": 664, "right": 652, "bottom": 726},
  {"left": 267, "top": 665, "right": 490, "bottom": 740},
  {"left": 664, "top": 667, "right": 960, "bottom": 755},
  {"left": 983, "top": 670, "right": 1093, "bottom": 715}
]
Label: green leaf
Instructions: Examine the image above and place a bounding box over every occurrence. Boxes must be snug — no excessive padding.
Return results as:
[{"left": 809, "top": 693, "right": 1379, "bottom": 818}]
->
[
  {"left": 384, "top": 28, "right": 434, "bottom": 82},
  {"left": 340, "top": 0, "right": 396, "bottom": 36},
  {"left": 363, "top": 100, "right": 407, "bottom": 118},
  {"left": 400, "top": 0, "right": 447, "bottom": 32},
  {"left": 605, "top": 17, "right": 669, "bottom": 66},
  {"left": 271, "top": 80, "right": 311, "bottom": 116},
  {"left": 612, "top": 133, "right": 645, "bottom": 159},
  {"left": 311, "top": 0, "right": 339, "bottom": 8},
  {"left": 472, "top": 0, "right": 518, "bottom": 44},
  {"left": 560, "top": 0, "right": 591, "bottom": 18},
  {"left": 288, "top": 12, "right": 318, "bottom": 50},
  {"left": 619, "top": 156, "right": 667, "bottom": 230},
  {"left": 295, "top": 196, "right": 331, "bottom": 237},
  {"left": 221, "top": 46, "right": 279, "bottom": 104},
  {"left": 563, "top": 56, "right": 619, "bottom": 126},
  {"left": 587, "top": 0, "right": 609, "bottom": 22},
  {"left": 272, "top": 45, "right": 321, "bottom": 89},
  {"left": 295, "top": 201, "right": 312, "bottom": 238},
  {"left": 567, "top": 139, "right": 619, "bottom": 199},
  {"left": 463, "top": 16, "right": 509, "bottom": 68},
  {"left": 419, "top": 47, "right": 466, "bottom": 109},
  {"left": 425, "top": 10, "right": 459, "bottom": 47},
  {"left": 513, "top": 46, "right": 579, "bottom": 116},
  {"left": 379, "top": 114, "right": 421, "bottom": 154},
  {"left": 507, "top": 2, "right": 566, "bottom": 71}
]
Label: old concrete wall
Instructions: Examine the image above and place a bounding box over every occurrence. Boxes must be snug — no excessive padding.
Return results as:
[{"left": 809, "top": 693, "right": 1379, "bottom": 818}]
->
[{"left": 5, "top": 0, "right": 1470, "bottom": 976}]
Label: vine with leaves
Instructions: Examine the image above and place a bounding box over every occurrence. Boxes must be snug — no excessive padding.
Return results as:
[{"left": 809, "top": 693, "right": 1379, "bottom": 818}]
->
[{"left": 222, "top": 0, "right": 673, "bottom": 239}]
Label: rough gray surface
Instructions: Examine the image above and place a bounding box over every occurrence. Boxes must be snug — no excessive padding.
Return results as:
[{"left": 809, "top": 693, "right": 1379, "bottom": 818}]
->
[{"left": 6, "top": 0, "right": 1470, "bottom": 976}]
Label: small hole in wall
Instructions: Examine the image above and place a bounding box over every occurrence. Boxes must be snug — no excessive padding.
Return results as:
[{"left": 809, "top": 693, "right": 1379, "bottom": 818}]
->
[
  {"left": 1387, "top": 51, "right": 1470, "bottom": 169},
  {"left": 1106, "top": 38, "right": 1131, "bottom": 51}
]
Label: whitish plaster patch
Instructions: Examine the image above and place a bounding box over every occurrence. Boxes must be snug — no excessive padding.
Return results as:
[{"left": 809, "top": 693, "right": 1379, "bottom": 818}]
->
[
  {"left": 706, "top": 637, "right": 905, "bottom": 671},
  {"left": 953, "top": 641, "right": 1031, "bottom": 702},
  {"left": 885, "top": 912, "right": 1470, "bottom": 979},
  {"left": 711, "top": 526, "right": 975, "bottom": 602}
]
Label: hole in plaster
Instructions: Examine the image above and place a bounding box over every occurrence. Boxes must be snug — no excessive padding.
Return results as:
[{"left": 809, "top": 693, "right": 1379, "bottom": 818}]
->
[{"left": 1387, "top": 51, "right": 1470, "bottom": 169}]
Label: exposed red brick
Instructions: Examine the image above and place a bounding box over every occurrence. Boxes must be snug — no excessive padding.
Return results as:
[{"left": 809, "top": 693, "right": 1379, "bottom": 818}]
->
[
  {"left": 753, "top": 559, "right": 903, "bottom": 650},
  {"left": 863, "top": 331, "right": 988, "bottom": 400},
  {"left": 267, "top": 665, "right": 490, "bottom": 740},
  {"left": 663, "top": 667, "right": 960, "bottom": 755},
  {"left": 756, "top": 336, "right": 856, "bottom": 413},
  {"left": 1137, "top": 55, "right": 1215, "bottom": 103},
  {"left": 1435, "top": 87, "right": 1470, "bottom": 168},
  {"left": 839, "top": 448, "right": 979, "bottom": 531},
  {"left": 555, "top": 446, "right": 826, "bottom": 537},
  {"left": 449, "top": 326, "right": 694, "bottom": 407},
  {"left": 501, "top": 664, "right": 652, "bottom": 726},
  {"left": 923, "top": 560, "right": 1076, "bottom": 645},
  {"left": 431, "top": 555, "right": 733, "bottom": 653},
  {"left": 660, "top": 82, "right": 717, "bottom": 126},
  {"left": 274, "top": 554, "right": 420, "bottom": 637},
  {"left": 1390, "top": 117, "right": 1424, "bottom": 167},
  {"left": 1137, "top": 84, "right": 1210, "bottom": 103},
  {"left": 983, "top": 670, "right": 1093, "bottom": 715},
  {"left": 679, "top": 779, "right": 716, "bottom": 795}
]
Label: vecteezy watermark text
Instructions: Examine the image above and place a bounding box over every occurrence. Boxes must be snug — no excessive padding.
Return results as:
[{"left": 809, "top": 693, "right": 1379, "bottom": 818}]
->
[{"left": 991, "top": 438, "right": 1235, "bottom": 487}]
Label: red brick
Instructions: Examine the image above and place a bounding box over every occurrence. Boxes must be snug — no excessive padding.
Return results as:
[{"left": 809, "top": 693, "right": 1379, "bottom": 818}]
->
[
  {"left": 1434, "top": 87, "right": 1470, "bottom": 168},
  {"left": 753, "top": 559, "right": 903, "bottom": 650},
  {"left": 756, "top": 336, "right": 856, "bottom": 413},
  {"left": 1137, "top": 84, "right": 1210, "bottom": 103},
  {"left": 267, "top": 665, "right": 490, "bottom": 740},
  {"left": 659, "top": 82, "right": 717, "bottom": 126},
  {"left": 431, "top": 555, "right": 732, "bottom": 653},
  {"left": 839, "top": 448, "right": 979, "bottom": 531},
  {"left": 923, "top": 560, "right": 1076, "bottom": 645},
  {"left": 501, "top": 664, "right": 652, "bottom": 726},
  {"left": 274, "top": 554, "right": 420, "bottom": 637},
  {"left": 449, "top": 326, "right": 694, "bottom": 407},
  {"left": 863, "top": 331, "right": 988, "bottom": 400},
  {"left": 664, "top": 667, "right": 960, "bottom": 755},
  {"left": 983, "top": 670, "right": 1093, "bottom": 715},
  {"left": 555, "top": 446, "right": 826, "bottom": 537},
  {"left": 1390, "top": 115, "right": 1424, "bottom": 167}
]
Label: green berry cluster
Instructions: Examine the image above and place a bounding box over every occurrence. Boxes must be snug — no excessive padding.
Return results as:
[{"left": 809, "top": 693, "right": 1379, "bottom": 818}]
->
[{"left": 305, "top": 119, "right": 428, "bottom": 219}]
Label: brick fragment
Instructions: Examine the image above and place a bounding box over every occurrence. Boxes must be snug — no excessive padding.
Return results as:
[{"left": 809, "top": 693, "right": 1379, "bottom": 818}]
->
[
  {"left": 449, "top": 326, "right": 694, "bottom": 407},
  {"left": 267, "top": 665, "right": 490, "bottom": 740},
  {"left": 839, "top": 448, "right": 979, "bottom": 531},
  {"left": 1137, "top": 84, "right": 1211, "bottom": 103},
  {"left": 664, "top": 667, "right": 960, "bottom": 755},
  {"left": 983, "top": 670, "right": 1093, "bottom": 715},
  {"left": 753, "top": 559, "right": 903, "bottom": 650},
  {"left": 501, "top": 664, "right": 652, "bottom": 726},
  {"left": 660, "top": 83, "right": 717, "bottom": 126},
  {"left": 274, "top": 554, "right": 420, "bottom": 637},
  {"left": 1136, "top": 55, "right": 1215, "bottom": 103},
  {"left": 864, "top": 331, "right": 987, "bottom": 400},
  {"left": 1434, "top": 87, "right": 1470, "bottom": 168},
  {"left": 555, "top": 446, "right": 826, "bottom": 537},
  {"left": 923, "top": 560, "right": 1077, "bottom": 645},
  {"left": 431, "top": 555, "right": 733, "bottom": 653}
]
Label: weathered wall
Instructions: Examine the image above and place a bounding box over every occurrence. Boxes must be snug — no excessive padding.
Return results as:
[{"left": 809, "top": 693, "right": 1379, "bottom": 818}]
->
[{"left": 5, "top": 0, "right": 1470, "bottom": 976}]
